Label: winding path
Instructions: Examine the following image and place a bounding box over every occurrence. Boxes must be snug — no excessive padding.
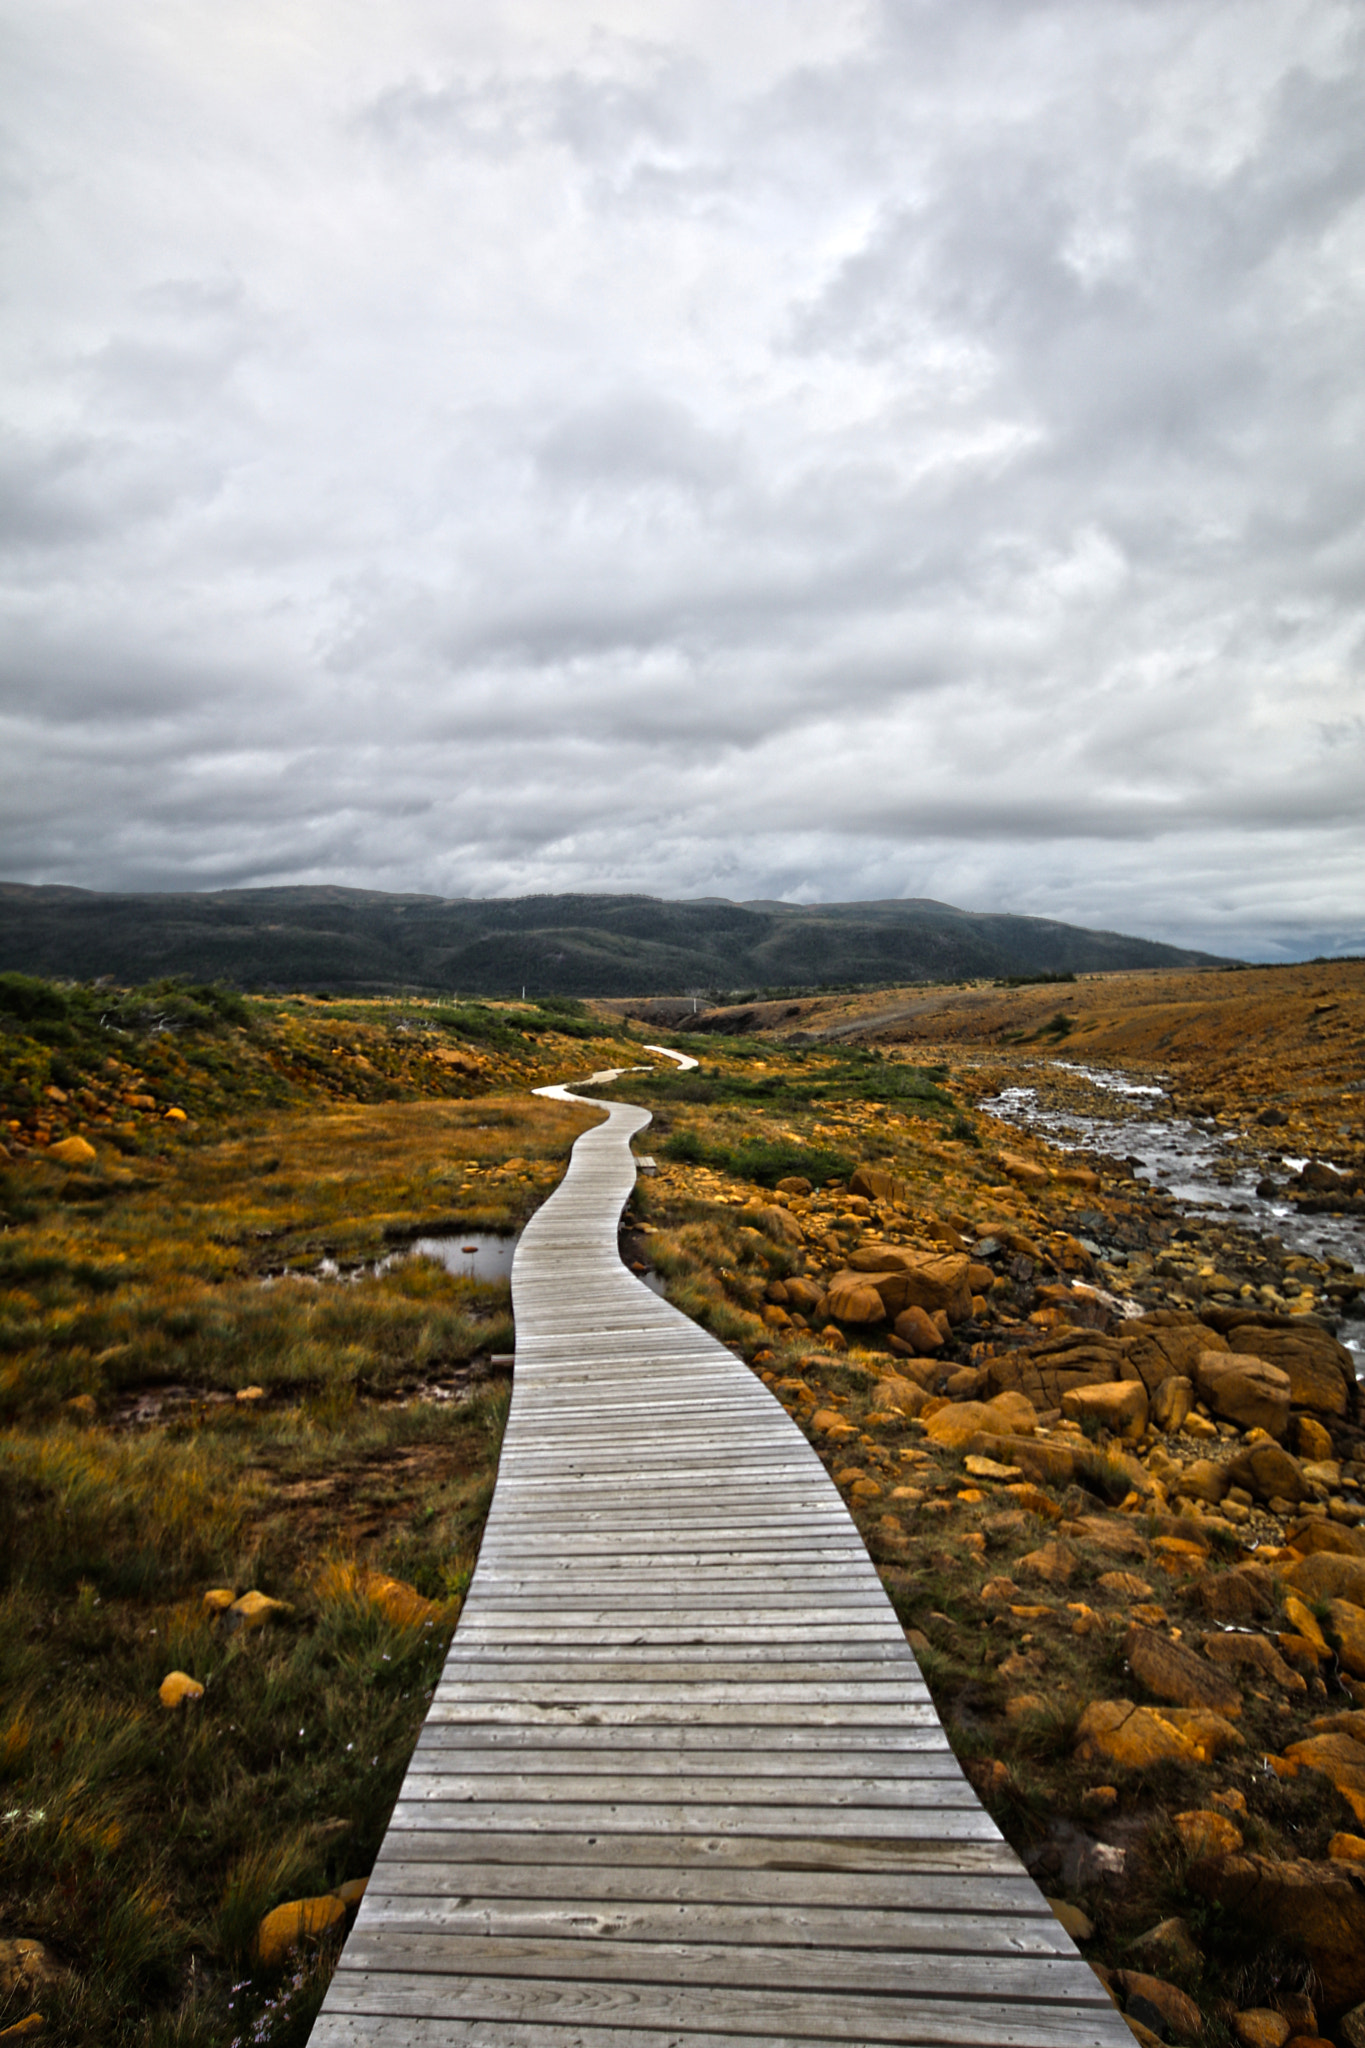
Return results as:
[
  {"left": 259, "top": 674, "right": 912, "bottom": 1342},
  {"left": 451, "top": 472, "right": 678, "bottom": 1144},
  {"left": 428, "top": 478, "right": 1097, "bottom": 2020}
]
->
[{"left": 311, "top": 1056, "right": 1129, "bottom": 2048}]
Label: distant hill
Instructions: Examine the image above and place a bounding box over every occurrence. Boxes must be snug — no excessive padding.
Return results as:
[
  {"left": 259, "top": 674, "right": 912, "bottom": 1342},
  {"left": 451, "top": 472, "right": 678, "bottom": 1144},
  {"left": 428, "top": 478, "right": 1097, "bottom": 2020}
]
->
[{"left": 0, "top": 882, "right": 1229, "bottom": 996}]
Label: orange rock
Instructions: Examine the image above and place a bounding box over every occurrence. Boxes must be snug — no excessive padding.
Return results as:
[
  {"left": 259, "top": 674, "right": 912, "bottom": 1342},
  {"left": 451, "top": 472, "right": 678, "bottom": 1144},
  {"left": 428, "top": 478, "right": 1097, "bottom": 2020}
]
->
[
  {"left": 1163, "top": 1709, "right": 1245, "bottom": 1761},
  {"left": 1113, "top": 1969, "right": 1203, "bottom": 2041},
  {"left": 1285, "top": 1596, "right": 1331, "bottom": 1656},
  {"left": 1231, "top": 2011, "right": 1291, "bottom": 2048},
  {"left": 255, "top": 1894, "right": 346, "bottom": 1967},
  {"left": 48, "top": 1135, "right": 97, "bottom": 1166},
  {"left": 363, "top": 1574, "right": 445, "bottom": 1628},
  {"left": 1176, "top": 1808, "right": 1243, "bottom": 1857},
  {"left": 1328, "top": 1833, "right": 1365, "bottom": 1863},
  {"left": 158, "top": 1671, "right": 204, "bottom": 1709},
  {"left": 891, "top": 1304, "right": 945, "bottom": 1352},
  {"left": 1286, "top": 1552, "right": 1365, "bottom": 1609},
  {"left": 1075, "top": 1700, "right": 1199, "bottom": 1769},
  {"left": 1062, "top": 1380, "right": 1149, "bottom": 1438},
  {"left": 1326, "top": 1599, "right": 1365, "bottom": 1679},
  {"left": 1124, "top": 1624, "right": 1242, "bottom": 1716},
  {"left": 1018, "top": 1542, "right": 1077, "bottom": 1587},
  {"left": 1281, "top": 1731, "right": 1365, "bottom": 1824},
  {"left": 1194, "top": 1351, "right": 1291, "bottom": 1437},
  {"left": 821, "top": 1277, "right": 888, "bottom": 1325},
  {"left": 1097, "top": 1571, "right": 1155, "bottom": 1601},
  {"left": 228, "top": 1590, "right": 290, "bottom": 1629}
]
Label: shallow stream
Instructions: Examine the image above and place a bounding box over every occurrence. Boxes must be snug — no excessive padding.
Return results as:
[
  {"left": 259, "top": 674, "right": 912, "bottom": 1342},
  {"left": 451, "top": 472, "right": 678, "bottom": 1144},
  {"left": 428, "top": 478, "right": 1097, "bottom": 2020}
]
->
[{"left": 979, "top": 1060, "right": 1365, "bottom": 1368}]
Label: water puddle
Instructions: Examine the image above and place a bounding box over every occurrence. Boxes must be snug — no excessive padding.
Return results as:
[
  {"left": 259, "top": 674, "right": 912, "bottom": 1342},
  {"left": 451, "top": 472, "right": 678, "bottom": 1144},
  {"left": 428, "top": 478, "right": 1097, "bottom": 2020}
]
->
[{"left": 267, "top": 1230, "right": 520, "bottom": 1287}]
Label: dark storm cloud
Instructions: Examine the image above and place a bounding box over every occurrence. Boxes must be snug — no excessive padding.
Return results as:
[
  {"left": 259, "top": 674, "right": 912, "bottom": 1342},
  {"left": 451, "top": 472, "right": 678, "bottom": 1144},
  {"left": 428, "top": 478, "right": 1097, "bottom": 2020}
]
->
[{"left": 0, "top": 0, "right": 1362, "bottom": 957}]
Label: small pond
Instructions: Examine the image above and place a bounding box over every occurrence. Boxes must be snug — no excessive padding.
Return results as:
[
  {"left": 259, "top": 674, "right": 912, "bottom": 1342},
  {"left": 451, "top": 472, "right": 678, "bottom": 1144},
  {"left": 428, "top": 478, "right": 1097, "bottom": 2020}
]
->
[{"left": 268, "top": 1229, "right": 521, "bottom": 1287}]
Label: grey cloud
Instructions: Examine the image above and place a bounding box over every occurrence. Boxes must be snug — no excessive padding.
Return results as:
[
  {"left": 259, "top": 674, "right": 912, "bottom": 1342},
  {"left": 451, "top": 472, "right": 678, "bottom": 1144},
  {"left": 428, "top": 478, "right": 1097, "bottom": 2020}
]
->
[{"left": 0, "top": 0, "right": 1361, "bottom": 959}]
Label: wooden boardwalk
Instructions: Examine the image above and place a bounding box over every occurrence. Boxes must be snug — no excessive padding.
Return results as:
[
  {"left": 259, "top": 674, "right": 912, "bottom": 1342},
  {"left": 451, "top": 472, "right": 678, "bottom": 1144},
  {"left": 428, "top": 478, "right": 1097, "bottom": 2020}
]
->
[{"left": 311, "top": 1061, "right": 1129, "bottom": 2048}]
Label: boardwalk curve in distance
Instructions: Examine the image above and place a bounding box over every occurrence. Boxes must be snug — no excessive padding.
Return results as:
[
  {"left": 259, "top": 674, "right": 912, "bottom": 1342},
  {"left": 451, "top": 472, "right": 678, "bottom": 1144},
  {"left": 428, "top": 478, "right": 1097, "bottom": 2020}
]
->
[{"left": 311, "top": 1050, "right": 1131, "bottom": 2047}]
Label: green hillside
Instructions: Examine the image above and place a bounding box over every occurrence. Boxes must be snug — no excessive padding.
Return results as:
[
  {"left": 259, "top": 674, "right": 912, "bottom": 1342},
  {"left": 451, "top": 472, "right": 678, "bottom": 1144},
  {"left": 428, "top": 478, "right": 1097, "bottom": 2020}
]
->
[{"left": 0, "top": 882, "right": 1228, "bottom": 997}]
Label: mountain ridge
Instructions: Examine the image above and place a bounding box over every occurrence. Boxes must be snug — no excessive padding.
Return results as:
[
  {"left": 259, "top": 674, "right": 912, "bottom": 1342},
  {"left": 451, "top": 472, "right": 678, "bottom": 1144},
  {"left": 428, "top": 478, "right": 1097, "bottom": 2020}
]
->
[{"left": 0, "top": 881, "right": 1231, "bottom": 996}]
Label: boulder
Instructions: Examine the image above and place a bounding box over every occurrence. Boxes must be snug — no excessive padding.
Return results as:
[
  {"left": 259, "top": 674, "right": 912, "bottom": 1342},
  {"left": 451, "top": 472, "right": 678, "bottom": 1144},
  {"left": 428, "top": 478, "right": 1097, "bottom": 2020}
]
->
[
  {"left": 871, "top": 1373, "right": 930, "bottom": 1417},
  {"left": 1113, "top": 1970, "right": 1204, "bottom": 2042},
  {"left": 848, "top": 1247, "right": 973, "bottom": 1321},
  {"left": 1326, "top": 1600, "right": 1365, "bottom": 1680},
  {"left": 1062, "top": 1380, "right": 1149, "bottom": 1438},
  {"left": 1280, "top": 1731, "right": 1365, "bottom": 1825},
  {"left": 996, "top": 1149, "right": 1051, "bottom": 1187},
  {"left": 1097, "top": 1571, "right": 1155, "bottom": 1601},
  {"left": 1195, "top": 1564, "right": 1279, "bottom": 1626},
  {"left": 1285, "top": 1552, "right": 1365, "bottom": 1610},
  {"left": 925, "top": 1400, "right": 1015, "bottom": 1450},
  {"left": 1284, "top": 1595, "right": 1331, "bottom": 1656},
  {"left": 1172, "top": 1458, "right": 1230, "bottom": 1506},
  {"left": 1045, "top": 1896, "right": 1093, "bottom": 1941},
  {"left": 1125, "top": 1918, "right": 1203, "bottom": 1976},
  {"left": 987, "top": 1330, "right": 1129, "bottom": 1411},
  {"left": 48, "top": 1134, "right": 98, "bottom": 1166},
  {"left": 158, "top": 1670, "right": 205, "bottom": 1708},
  {"left": 971, "top": 1431, "right": 1080, "bottom": 1487},
  {"left": 891, "top": 1304, "right": 945, "bottom": 1352},
  {"left": 1124, "top": 1624, "right": 1243, "bottom": 1716},
  {"left": 1224, "top": 1440, "right": 1314, "bottom": 1506},
  {"left": 228, "top": 1590, "right": 290, "bottom": 1629},
  {"left": 1018, "top": 1542, "right": 1078, "bottom": 1587},
  {"left": 1066, "top": 1515, "right": 1152, "bottom": 1560},
  {"left": 1074, "top": 1700, "right": 1200, "bottom": 1769},
  {"left": 1331, "top": 1835, "right": 1365, "bottom": 1864},
  {"left": 1201, "top": 1632, "right": 1305, "bottom": 1694},
  {"left": 1151, "top": 1376, "right": 1195, "bottom": 1432},
  {"left": 361, "top": 1574, "right": 446, "bottom": 1629},
  {"left": 1226, "top": 1324, "right": 1357, "bottom": 1419},
  {"left": 784, "top": 1276, "right": 825, "bottom": 1314},
  {"left": 1296, "top": 1416, "right": 1335, "bottom": 1462},
  {"left": 1285, "top": 1519, "right": 1365, "bottom": 1560},
  {"left": 1175, "top": 1808, "right": 1243, "bottom": 1857},
  {"left": 1343, "top": 2009, "right": 1365, "bottom": 2048},
  {"left": 1232, "top": 2014, "right": 1291, "bottom": 2048},
  {"left": 255, "top": 1894, "right": 347, "bottom": 1967},
  {"left": 1188, "top": 1853, "right": 1365, "bottom": 2015},
  {"left": 1121, "top": 1315, "right": 1228, "bottom": 1395},
  {"left": 1194, "top": 1352, "right": 1292, "bottom": 1437},
  {"left": 986, "top": 1390, "right": 1039, "bottom": 1435},
  {"left": 1163, "top": 1709, "right": 1245, "bottom": 1761},
  {"left": 820, "top": 1276, "right": 888, "bottom": 1325},
  {"left": 849, "top": 1164, "right": 911, "bottom": 1207}
]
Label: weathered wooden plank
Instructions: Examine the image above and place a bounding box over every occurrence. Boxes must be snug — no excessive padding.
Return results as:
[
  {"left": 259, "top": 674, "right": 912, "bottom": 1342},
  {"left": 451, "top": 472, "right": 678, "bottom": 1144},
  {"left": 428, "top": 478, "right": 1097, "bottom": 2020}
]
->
[
  {"left": 309, "top": 1077, "right": 1132, "bottom": 2048},
  {"left": 337, "top": 1929, "right": 1100, "bottom": 1998},
  {"left": 312, "top": 2023, "right": 1103, "bottom": 2048},
  {"left": 383, "top": 1801, "right": 1003, "bottom": 1839},
  {"left": 406, "top": 1744, "right": 964, "bottom": 1775},
  {"left": 369, "top": 1829, "right": 1025, "bottom": 1876},
  {"left": 357, "top": 1896, "right": 1071, "bottom": 1953},
  {"left": 318, "top": 1973, "right": 1119, "bottom": 2046},
  {"left": 364, "top": 1857, "right": 1046, "bottom": 1911},
  {"left": 392, "top": 1771, "right": 984, "bottom": 1807},
  {"left": 411, "top": 1722, "right": 955, "bottom": 1754}
]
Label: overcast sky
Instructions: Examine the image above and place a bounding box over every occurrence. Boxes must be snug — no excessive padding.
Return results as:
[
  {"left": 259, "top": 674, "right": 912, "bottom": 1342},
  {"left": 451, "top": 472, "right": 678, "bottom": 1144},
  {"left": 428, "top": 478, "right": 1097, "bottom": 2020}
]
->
[{"left": 2, "top": 0, "right": 1363, "bottom": 959}]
